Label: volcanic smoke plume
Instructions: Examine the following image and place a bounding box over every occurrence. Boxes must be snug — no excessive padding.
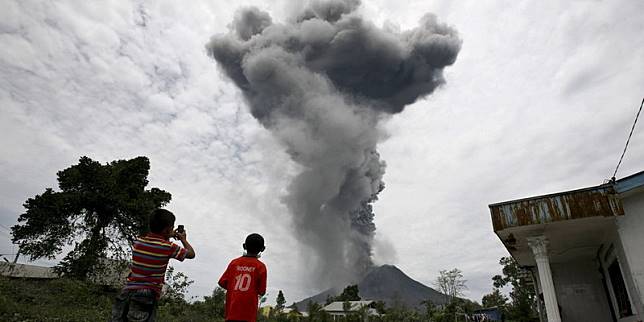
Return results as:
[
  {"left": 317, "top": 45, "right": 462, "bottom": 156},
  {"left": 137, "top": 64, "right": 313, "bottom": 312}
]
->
[{"left": 207, "top": 0, "right": 461, "bottom": 287}]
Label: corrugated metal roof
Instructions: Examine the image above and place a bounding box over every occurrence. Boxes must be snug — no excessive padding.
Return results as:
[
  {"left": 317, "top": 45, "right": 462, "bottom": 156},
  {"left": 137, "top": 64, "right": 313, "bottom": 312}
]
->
[
  {"left": 488, "top": 170, "right": 644, "bottom": 231},
  {"left": 615, "top": 170, "right": 644, "bottom": 193},
  {"left": 323, "top": 300, "right": 374, "bottom": 312},
  {"left": 0, "top": 263, "right": 59, "bottom": 279},
  {"left": 489, "top": 184, "right": 624, "bottom": 231}
]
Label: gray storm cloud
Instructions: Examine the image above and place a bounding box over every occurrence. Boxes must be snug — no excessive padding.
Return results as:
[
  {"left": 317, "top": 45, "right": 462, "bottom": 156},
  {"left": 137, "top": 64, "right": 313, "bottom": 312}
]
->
[{"left": 207, "top": 0, "right": 461, "bottom": 287}]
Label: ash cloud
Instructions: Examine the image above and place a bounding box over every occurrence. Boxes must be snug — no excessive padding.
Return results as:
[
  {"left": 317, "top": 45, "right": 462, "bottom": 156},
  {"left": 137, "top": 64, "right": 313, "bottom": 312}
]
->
[{"left": 207, "top": 0, "right": 460, "bottom": 287}]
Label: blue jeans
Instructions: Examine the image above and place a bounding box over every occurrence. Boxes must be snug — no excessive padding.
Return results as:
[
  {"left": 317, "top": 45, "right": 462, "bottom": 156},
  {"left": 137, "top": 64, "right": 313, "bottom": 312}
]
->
[{"left": 110, "top": 288, "right": 158, "bottom": 322}]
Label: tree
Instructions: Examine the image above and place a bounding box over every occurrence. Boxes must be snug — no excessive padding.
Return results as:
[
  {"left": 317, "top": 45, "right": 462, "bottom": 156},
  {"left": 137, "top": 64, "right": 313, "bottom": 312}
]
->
[
  {"left": 276, "top": 290, "right": 286, "bottom": 312},
  {"left": 383, "top": 300, "right": 421, "bottom": 322},
  {"left": 435, "top": 268, "right": 467, "bottom": 304},
  {"left": 197, "top": 286, "right": 226, "bottom": 318},
  {"left": 421, "top": 299, "right": 440, "bottom": 320},
  {"left": 157, "top": 266, "right": 195, "bottom": 318},
  {"left": 373, "top": 300, "right": 387, "bottom": 315},
  {"left": 481, "top": 288, "right": 508, "bottom": 309},
  {"left": 159, "top": 284, "right": 226, "bottom": 321},
  {"left": 163, "top": 266, "right": 195, "bottom": 303},
  {"left": 11, "top": 156, "right": 171, "bottom": 279},
  {"left": 342, "top": 299, "right": 352, "bottom": 313},
  {"left": 306, "top": 300, "right": 324, "bottom": 321},
  {"left": 492, "top": 257, "right": 538, "bottom": 321},
  {"left": 335, "top": 284, "right": 361, "bottom": 302},
  {"left": 286, "top": 303, "right": 302, "bottom": 322}
]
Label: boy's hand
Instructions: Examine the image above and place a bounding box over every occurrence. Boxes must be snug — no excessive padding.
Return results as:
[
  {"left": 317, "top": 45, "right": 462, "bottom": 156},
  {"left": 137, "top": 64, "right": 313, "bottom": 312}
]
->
[
  {"left": 174, "top": 228, "right": 195, "bottom": 259},
  {"left": 174, "top": 229, "right": 187, "bottom": 241}
]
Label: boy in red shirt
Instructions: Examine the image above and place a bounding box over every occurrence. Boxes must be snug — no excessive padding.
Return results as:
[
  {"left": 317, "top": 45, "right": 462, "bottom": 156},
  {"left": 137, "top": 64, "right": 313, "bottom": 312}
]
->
[{"left": 218, "top": 233, "right": 267, "bottom": 322}]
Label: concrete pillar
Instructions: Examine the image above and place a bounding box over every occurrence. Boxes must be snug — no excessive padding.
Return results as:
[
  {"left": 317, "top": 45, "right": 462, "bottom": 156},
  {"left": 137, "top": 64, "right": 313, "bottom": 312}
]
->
[{"left": 527, "top": 236, "right": 561, "bottom": 322}]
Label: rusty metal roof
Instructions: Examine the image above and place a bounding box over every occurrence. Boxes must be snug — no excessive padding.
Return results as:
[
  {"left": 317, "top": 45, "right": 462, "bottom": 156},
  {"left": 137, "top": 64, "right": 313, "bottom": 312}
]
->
[
  {"left": 615, "top": 170, "right": 644, "bottom": 193},
  {"left": 489, "top": 184, "right": 624, "bottom": 232}
]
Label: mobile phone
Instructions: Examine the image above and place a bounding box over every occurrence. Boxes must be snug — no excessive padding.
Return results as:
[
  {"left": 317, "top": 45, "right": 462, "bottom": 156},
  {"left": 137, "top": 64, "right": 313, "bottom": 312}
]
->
[{"left": 177, "top": 225, "right": 185, "bottom": 233}]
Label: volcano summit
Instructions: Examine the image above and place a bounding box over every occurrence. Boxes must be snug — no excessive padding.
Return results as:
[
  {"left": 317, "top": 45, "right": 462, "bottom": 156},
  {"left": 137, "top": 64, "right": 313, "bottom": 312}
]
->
[{"left": 295, "top": 265, "right": 448, "bottom": 311}]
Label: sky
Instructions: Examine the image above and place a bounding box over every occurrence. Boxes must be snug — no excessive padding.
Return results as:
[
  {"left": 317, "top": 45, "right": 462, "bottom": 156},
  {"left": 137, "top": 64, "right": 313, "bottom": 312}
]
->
[{"left": 1, "top": 0, "right": 643, "bottom": 305}]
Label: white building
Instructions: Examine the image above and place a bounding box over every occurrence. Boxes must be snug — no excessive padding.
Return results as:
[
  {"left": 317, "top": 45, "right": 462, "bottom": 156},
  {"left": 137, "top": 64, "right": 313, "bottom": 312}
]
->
[
  {"left": 322, "top": 300, "right": 379, "bottom": 320},
  {"left": 489, "top": 170, "right": 644, "bottom": 322},
  {"left": 0, "top": 257, "right": 128, "bottom": 287},
  {"left": 0, "top": 262, "right": 58, "bottom": 279}
]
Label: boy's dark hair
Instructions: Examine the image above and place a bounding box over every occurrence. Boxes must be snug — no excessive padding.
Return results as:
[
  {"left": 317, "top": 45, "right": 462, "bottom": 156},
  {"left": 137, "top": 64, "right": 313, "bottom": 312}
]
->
[
  {"left": 244, "top": 233, "right": 265, "bottom": 254},
  {"left": 149, "top": 209, "right": 175, "bottom": 233}
]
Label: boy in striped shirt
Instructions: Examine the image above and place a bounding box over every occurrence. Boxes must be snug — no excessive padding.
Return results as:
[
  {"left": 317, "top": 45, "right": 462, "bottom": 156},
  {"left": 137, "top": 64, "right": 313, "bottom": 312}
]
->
[{"left": 111, "top": 209, "right": 195, "bottom": 321}]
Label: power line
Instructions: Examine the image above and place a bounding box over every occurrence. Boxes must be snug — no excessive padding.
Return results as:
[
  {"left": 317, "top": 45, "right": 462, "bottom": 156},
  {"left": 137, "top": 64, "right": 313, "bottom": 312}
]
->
[{"left": 612, "top": 97, "right": 644, "bottom": 180}]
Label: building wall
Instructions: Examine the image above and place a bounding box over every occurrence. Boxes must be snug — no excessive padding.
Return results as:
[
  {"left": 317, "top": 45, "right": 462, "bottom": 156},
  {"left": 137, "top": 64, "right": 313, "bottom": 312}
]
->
[
  {"left": 598, "top": 226, "right": 641, "bottom": 322},
  {"left": 617, "top": 192, "right": 644, "bottom": 315},
  {"left": 551, "top": 260, "right": 613, "bottom": 322},
  {"left": 0, "top": 262, "right": 58, "bottom": 279}
]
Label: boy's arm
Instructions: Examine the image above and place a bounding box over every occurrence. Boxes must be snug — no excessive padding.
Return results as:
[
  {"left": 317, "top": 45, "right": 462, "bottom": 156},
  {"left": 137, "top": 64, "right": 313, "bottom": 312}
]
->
[
  {"left": 218, "top": 264, "right": 230, "bottom": 290},
  {"left": 257, "top": 264, "right": 267, "bottom": 296},
  {"left": 218, "top": 276, "right": 228, "bottom": 290},
  {"left": 175, "top": 231, "right": 195, "bottom": 259}
]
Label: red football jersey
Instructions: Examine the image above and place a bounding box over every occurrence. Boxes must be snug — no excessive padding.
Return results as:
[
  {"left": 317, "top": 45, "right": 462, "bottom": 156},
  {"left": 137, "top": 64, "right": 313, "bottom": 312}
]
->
[{"left": 218, "top": 256, "right": 267, "bottom": 322}]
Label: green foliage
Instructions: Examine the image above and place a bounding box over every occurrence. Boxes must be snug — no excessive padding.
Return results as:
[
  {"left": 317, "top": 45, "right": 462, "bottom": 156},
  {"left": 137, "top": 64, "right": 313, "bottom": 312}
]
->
[
  {"left": 329, "top": 284, "right": 361, "bottom": 303},
  {"left": 342, "top": 299, "right": 352, "bottom": 312},
  {"left": 258, "top": 309, "right": 303, "bottom": 322},
  {"left": 481, "top": 288, "right": 508, "bottom": 309},
  {"left": 381, "top": 300, "right": 421, "bottom": 322},
  {"left": 306, "top": 300, "right": 330, "bottom": 321},
  {"left": 162, "top": 266, "right": 195, "bottom": 303},
  {"left": 11, "top": 156, "right": 171, "bottom": 280},
  {"left": 158, "top": 287, "right": 226, "bottom": 322},
  {"left": 156, "top": 267, "right": 226, "bottom": 321},
  {"left": 492, "top": 257, "right": 538, "bottom": 322},
  {"left": 420, "top": 299, "right": 439, "bottom": 319},
  {"left": 0, "top": 276, "right": 115, "bottom": 321},
  {"left": 0, "top": 272, "right": 225, "bottom": 322},
  {"left": 276, "top": 290, "right": 286, "bottom": 311},
  {"left": 373, "top": 300, "right": 387, "bottom": 314}
]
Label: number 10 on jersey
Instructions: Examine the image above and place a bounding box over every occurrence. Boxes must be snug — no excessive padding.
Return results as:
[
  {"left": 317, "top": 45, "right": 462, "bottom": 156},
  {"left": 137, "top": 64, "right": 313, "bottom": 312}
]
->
[{"left": 234, "top": 273, "right": 251, "bottom": 291}]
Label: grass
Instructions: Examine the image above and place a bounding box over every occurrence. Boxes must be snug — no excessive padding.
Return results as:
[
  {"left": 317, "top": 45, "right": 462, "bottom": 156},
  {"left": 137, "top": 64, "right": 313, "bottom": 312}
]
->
[
  {"left": 0, "top": 276, "right": 116, "bottom": 321},
  {"left": 0, "top": 276, "right": 229, "bottom": 322}
]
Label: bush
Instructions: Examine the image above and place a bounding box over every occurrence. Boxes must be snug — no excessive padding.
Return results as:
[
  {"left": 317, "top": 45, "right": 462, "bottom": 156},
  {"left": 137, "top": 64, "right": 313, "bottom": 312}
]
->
[
  {"left": 0, "top": 276, "right": 115, "bottom": 321},
  {"left": 0, "top": 276, "right": 228, "bottom": 322}
]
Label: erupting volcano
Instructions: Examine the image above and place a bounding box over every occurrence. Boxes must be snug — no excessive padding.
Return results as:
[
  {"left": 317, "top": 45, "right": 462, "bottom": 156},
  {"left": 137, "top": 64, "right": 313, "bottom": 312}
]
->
[{"left": 207, "top": 0, "right": 461, "bottom": 288}]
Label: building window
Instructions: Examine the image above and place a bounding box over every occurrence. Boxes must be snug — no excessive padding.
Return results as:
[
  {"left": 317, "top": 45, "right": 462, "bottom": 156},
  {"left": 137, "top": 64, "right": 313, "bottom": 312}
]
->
[{"left": 608, "top": 260, "right": 632, "bottom": 317}]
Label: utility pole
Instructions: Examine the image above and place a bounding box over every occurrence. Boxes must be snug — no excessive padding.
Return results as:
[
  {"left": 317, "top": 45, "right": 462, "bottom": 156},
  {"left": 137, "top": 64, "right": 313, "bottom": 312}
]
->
[{"left": 12, "top": 249, "right": 20, "bottom": 264}]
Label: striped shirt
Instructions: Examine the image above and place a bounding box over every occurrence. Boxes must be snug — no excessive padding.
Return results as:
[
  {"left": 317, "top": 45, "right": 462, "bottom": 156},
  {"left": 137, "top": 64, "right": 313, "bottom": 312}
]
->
[{"left": 124, "top": 232, "right": 187, "bottom": 296}]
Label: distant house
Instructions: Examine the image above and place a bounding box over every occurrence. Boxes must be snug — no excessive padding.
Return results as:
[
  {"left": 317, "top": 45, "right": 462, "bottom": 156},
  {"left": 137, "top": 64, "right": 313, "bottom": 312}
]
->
[
  {"left": 283, "top": 307, "right": 305, "bottom": 319},
  {"left": 258, "top": 305, "right": 273, "bottom": 317},
  {"left": 0, "top": 262, "right": 58, "bottom": 279},
  {"left": 322, "top": 300, "right": 379, "bottom": 320},
  {"left": 489, "top": 170, "right": 644, "bottom": 322},
  {"left": 472, "top": 307, "right": 504, "bottom": 321},
  {"left": 259, "top": 306, "right": 305, "bottom": 320},
  {"left": 0, "top": 257, "right": 129, "bottom": 288}
]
